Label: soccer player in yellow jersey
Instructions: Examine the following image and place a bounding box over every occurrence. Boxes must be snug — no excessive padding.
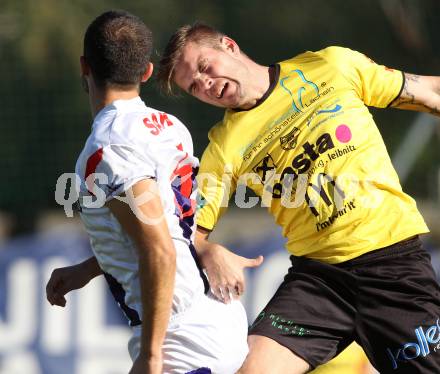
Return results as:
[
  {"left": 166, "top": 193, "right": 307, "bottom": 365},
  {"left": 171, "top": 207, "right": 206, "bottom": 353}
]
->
[{"left": 158, "top": 23, "right": 440, "bottom": 373}]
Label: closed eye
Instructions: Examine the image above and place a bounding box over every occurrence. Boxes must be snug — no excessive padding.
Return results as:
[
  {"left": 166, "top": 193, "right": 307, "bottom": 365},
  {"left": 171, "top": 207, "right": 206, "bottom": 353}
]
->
[
  {"left": 199, "top": 59, "right": 208, "bottom": 72},
  {"left": 187, "top": 59, "right": 209, "bottom": 94}
]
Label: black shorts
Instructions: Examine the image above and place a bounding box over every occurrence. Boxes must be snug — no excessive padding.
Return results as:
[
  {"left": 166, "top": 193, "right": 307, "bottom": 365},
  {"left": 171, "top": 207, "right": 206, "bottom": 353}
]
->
[{"left": 248, "top": 236, "right": 440, "bottom": 373}]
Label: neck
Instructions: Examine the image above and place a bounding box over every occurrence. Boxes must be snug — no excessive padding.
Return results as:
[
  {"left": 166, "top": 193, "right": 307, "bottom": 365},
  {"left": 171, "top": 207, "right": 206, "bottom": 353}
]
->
[
  {"left": 239, "top": 59, "right": 271, "bottom": 110},
  {"left": 89, "top": 86, "right": 140, "bottom": 118}
]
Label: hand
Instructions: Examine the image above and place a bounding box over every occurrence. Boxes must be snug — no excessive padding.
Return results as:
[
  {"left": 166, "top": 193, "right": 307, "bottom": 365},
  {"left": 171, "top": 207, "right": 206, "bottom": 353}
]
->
[
  {"left": 200, "top": 242, "right": 263, "bottom": 303},
  {"left": 46, "top": 257, "right": 101, "bottom": 307},
  {"left": 129, "top": 354, "right": 162, "bottom": 374}
]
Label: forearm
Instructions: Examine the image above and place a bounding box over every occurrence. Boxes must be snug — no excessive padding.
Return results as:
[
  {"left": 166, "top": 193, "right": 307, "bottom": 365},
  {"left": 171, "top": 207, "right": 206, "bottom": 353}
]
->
[
  {"left": 194, "top": 226, "right": 213, "bottom": 259},
  {"left": 138, "top": 245, "right": 176, "bottom": 359},
  {"left": 391, "top": 73, "right": 440, "bottom": 117},
  {"left": 80, "top": 256, "right": 103, "bottom": 279}
]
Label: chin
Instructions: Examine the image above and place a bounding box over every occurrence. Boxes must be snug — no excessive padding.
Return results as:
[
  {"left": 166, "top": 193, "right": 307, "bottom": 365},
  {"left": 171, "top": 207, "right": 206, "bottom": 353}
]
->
[
  {"left": 227, "top": 96, "right": 241, "bottom": 108},
  {"left": 211, "top": 100, "right": 228, "bottom": 108}
]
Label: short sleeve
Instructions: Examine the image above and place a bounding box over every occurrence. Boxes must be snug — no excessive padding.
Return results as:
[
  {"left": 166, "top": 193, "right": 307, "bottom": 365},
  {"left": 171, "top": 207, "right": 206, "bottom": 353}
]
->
[
  {"left": 320, "top": 46, "right": 404, "bottom": 108},
  {"left": 196, "top": 140, "right": 236, "bottom": 231},
  {"left": 89, "top": 143, "right": 156, "bottom": 199}
]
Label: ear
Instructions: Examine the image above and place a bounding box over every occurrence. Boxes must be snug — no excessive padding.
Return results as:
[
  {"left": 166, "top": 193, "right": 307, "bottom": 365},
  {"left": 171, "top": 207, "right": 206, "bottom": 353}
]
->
[
  {"left": 221, "top": 36, "right": 240, "bottom": 56},
  {"left": 80, "top": 56, "right": 90, "bottom": 76},
  {"left": 141, "top": 62, "right": 154, "bottom": 83}
]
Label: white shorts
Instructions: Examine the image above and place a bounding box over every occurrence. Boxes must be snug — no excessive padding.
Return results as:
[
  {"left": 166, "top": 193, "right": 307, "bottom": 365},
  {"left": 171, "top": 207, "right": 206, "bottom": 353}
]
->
[{"left": 128, "top": 293, "right": 249, "bottom": 374}]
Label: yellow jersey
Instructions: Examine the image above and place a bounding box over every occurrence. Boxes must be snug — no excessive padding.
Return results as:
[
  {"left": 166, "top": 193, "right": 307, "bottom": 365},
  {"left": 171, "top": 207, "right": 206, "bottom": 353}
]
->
[
  {"left": 196, "top": 46, "right": 429, "bottom": 264},
  {"left": 310, "top": 343, "right": 370, "bottom": 374}
]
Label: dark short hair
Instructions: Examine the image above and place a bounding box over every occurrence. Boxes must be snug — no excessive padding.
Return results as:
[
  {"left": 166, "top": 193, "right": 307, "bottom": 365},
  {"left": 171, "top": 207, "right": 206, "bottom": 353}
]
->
[
  {"left": 83, "top": 10, "right": 153, "bottom": 88},
  {"left": 157, "top": 22, "right": 224, "bottom": 95}
]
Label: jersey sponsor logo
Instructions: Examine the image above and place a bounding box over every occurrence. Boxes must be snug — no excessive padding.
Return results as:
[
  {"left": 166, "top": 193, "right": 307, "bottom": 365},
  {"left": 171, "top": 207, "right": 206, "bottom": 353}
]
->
[
  {"left": 316, "top": 104, "right": 342, "bottom": 116},
  {"left": 268, "top": 314, "right": 311, "bottom": 336},
  {"left": 250, "top": 312, "right": 311, "bottom": 337},
  {"left": 279, "top": 70, "right": 336, "bottom": 113},
  {"left": 241, "top": 77, "right": 336, "bottom": 161},
  {"left": 386, "top": 319, "right": 440, "bottom": 370},
  {"left": 241, "top": 109, "right": 303, "bottom": 161},
  {"left": 279, "top": 127, "right": 301, "bottom": 150},
  {"left": 272, "top": 132, "right": 335, "bottom": 196},
  {"left": 143, "top": 112, "right": 174, "bottom": 135},
  {"left": 335, "top": 124, "right": 352, "bottom": 143},
  {"left": 270, "top": 132, "right": 338, "bottom": 215},
  {"left": 304, "top": 172, "right": 346, "bottom": 218},
  {"left": 271, "top": 125, "right": 355, "bottom": 195},
  {"left": 268, "top": 126, "right": 358, "bottom": 217},
  {"left": 326, "top": 145, "right": 356, "bottom": 161},
  {"left": 280, "top": 69, "right": 320, "bottom": 113},
  {"left": 253, "top": 154, "right": 277, "bottom": 183},
  {"left": 307, "top": 101, "right": 343, "bottom": 131},
  {"left": 242, "top": 71, "right": 337, "bottom": 161},
  {"left": 315, "top": 199, "right": 356, "bottom": 231}
]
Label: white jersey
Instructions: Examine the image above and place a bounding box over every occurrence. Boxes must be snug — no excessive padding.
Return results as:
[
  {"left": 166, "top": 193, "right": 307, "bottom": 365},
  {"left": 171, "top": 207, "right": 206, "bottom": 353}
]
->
[
  {"left": 75, "top": 97, "right": 207, "bottom": 326},
  {"left": 75, "top": 97, "right": 248, "bottom": 373}
]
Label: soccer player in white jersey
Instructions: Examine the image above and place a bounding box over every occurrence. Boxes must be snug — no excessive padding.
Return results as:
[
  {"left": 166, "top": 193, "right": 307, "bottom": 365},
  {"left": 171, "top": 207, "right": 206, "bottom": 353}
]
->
[{"left": 46, "top": 11, "right": 248, "bottom": 374}]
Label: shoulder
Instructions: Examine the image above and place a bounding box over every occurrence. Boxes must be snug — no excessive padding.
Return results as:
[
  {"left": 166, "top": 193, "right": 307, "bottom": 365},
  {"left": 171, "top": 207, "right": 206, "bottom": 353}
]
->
[
  {"left": 206, "top": 116, "right": 241, "bottom": 160},
  {"left": 207, "top": 119, "right": 227, "bottom": 144},
  {"left": 314, "top": 46, "right": 356, "bottom": 58},
  {"left": 281, "top": 46, "right": 360, "bottom": 65},
  {"left": 200, "top": 120, "right": 227, "bottom": 162},
  {"left": 200, "top": 116, "right": 244, "bottom": 176},
  {"left": 313, "top": 46, "right": 374, "bottom": 69}
]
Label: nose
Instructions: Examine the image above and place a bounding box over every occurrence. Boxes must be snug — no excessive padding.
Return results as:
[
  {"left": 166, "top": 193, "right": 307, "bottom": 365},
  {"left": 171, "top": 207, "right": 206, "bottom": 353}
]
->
[{"left": 196, "top": 74, "right": 213, "bottom": 90}]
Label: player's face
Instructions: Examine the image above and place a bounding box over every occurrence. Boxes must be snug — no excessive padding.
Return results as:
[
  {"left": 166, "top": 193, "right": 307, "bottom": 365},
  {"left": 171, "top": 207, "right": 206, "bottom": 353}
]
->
[{"left": 173, "top": 40, "right": 250, "bottom": 109}]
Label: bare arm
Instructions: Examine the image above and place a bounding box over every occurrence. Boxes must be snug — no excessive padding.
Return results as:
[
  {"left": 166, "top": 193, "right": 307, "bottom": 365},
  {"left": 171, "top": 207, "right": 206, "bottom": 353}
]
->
[
  {"left": 390, "top": 73, "right": 440, "bottom": 116},
  {"left": 108, "top": 179, "right": 176, "bottom": 374},
  {"left": 46, "top": 256, "right": 102, "bottom": 307},
  {"left": 195, "top": 226, "right": 263, "bottom": 303}
]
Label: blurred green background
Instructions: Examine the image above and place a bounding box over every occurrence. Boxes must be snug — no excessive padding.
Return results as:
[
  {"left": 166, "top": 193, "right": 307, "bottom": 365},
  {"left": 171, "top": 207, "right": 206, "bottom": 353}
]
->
[{"left": 0, "top": 0, "right": 439, "bottom": 235}]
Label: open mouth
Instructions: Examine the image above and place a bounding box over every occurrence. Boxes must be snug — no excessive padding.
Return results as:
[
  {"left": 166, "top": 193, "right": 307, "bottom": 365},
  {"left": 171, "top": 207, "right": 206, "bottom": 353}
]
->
[{"left": 217, "top": 82, "right": 228, "bottom": 99}]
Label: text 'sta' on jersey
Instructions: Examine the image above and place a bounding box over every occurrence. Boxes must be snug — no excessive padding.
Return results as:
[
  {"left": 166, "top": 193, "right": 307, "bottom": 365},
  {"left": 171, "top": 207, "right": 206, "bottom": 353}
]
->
[
  {"left": 75, "top": 97, "right": 206, "bottom": 326},
  {"left": 197, "top": 46, "right": 429, "bottom": 264}
]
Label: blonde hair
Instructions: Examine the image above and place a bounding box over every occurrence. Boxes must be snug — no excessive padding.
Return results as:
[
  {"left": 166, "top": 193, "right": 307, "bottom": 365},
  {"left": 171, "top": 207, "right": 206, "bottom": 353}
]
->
[{"left": 157, "top": 22, "right": 224, "bottom": 95}]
